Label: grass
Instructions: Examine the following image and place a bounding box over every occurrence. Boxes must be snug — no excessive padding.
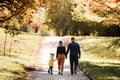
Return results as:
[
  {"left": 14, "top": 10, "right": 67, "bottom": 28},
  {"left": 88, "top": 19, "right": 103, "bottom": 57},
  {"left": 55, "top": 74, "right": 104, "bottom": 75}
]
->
[
  {"left": 74, "top": 36, "right": 120, "bottom": 80},
  {"left": 79, "top": 61, "right": 120, "bottom": 80},
  {"left": 0, "top": 55, "right": 25, "bottom": 80},
  {"left": 0, "top": 28, "right": 42, "bottom": 80}
]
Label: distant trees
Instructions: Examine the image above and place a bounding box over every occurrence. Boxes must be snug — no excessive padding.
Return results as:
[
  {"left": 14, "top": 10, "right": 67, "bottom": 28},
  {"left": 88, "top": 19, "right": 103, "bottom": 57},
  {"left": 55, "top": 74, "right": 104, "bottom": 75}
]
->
[
  {"left": 46, "top": 0, "right": 120, "bottom": 36},
  {"left": 71, "top": 0, "right": 120, "bottom": 36},
  {"left": 0, "top": 0, "right": 120, "bottom": 36},
  {"left": 46, "top": 0, "right": 73, "bottom": 36}
]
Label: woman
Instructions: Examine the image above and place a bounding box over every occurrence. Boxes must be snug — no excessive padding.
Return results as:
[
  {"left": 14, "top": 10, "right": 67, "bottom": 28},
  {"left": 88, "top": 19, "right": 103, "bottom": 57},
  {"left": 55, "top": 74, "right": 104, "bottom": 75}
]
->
[{"left": 56, "top": 41, "right": 66, "bottom": 75}]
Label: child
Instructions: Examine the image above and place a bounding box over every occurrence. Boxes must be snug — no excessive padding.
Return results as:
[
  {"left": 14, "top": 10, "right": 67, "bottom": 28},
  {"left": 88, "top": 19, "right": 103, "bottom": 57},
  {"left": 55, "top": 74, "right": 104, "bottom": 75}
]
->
[{"left": 48, "top": 53, "right": 56, "bottom": 74}]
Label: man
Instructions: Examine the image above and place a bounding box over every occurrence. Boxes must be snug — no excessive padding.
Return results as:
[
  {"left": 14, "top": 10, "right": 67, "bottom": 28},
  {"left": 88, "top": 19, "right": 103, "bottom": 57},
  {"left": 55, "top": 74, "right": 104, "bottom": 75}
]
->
[{"left": 66, "top": 37, "right": 81, "bottom": 75}]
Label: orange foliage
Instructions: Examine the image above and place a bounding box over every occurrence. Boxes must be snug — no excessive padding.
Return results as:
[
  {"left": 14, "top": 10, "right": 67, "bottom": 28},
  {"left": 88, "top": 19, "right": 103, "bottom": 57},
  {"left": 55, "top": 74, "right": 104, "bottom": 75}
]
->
[
  {"left": 115, "top": 0, "right": 120, "bottom": 3},
  {"left": 22, "top": 18, "right": 31, "bottom": 27},
  {"left": 89, "top": 1, "right": 109, "bottom": 10},
  {"left": 88, "top": 0, "right": 120, "bottom": 11}
]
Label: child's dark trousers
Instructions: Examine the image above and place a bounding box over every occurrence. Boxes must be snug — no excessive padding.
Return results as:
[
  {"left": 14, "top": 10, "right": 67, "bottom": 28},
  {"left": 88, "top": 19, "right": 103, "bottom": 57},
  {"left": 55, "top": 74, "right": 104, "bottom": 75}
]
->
[{"left": 48, "top": 66, "right": 53, "bottom": 74}]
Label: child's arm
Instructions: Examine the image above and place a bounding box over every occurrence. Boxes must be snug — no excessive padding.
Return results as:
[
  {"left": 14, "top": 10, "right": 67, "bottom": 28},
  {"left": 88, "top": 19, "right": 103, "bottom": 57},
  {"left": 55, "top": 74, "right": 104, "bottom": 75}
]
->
[{"left": 54, "top": 59, "right": 56, "bottom": 61}]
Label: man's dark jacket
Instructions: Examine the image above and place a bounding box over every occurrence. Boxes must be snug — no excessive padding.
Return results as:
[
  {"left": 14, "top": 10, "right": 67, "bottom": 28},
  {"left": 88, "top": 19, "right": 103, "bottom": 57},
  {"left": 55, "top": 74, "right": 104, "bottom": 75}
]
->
[{"left": 67, "top": 41, "right": 81, "bottom": 58}]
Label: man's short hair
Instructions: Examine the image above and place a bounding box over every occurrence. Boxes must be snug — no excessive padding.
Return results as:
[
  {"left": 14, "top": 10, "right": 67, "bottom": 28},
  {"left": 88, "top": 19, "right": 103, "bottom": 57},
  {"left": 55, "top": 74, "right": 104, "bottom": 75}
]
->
[
  {"left": 59, "top": 41, "right": 63, "bottom": 44},
  {"left": 71, "top": 37, "right": 75, "bottom": 40}
]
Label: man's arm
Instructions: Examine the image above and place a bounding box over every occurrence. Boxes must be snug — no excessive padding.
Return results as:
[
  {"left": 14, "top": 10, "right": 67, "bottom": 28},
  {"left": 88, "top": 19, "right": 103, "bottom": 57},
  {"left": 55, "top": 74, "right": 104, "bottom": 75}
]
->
[
  {"left": 66, "top": 44, "right": 70, "bottom": 58},
  {"left": 78, "top": 44, "right": 81, "bottom": 59}
]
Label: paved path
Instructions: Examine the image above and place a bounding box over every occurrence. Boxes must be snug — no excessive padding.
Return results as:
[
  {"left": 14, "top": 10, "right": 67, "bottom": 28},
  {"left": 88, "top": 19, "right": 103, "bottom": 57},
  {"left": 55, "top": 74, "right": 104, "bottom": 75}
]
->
[{"left": 27, "top": 37, "right": 90, "bottom": 80}]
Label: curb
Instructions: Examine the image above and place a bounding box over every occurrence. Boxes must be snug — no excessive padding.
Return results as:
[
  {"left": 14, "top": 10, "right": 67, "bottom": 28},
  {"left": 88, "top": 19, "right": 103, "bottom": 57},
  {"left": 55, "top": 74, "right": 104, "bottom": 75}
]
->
[{"left": 78, "top": 66, "right": 96, "bottom": 80}]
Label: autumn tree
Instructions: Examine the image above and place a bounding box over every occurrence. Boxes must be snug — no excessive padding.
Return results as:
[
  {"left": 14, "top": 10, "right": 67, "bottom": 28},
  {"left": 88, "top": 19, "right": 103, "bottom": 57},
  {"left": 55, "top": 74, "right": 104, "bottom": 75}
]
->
[
  {"left": 3, "top": 19, "right": 21, "bottom": 55},
  {"left": 0, "top": 0, "right": 39, "bottom": 55},
  {"left": 46, "top": 0, "right": 80, "bottom": 36}
]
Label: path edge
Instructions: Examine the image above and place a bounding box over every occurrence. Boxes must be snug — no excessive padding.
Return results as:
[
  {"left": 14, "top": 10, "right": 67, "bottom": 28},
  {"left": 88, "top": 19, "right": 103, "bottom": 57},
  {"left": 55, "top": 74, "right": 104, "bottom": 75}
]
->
[{"left": 78, "top": 65, "right": 96, "bottom": 80}]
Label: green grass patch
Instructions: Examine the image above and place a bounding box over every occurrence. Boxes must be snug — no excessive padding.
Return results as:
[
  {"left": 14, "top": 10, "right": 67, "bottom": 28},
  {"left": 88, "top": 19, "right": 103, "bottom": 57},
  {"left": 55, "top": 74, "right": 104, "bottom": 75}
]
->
[
  {"left": 79, "top": 61, "right": 120, "bottom": 80},
  {"left": 77, "top": 36, "right": 120, "bottom": 61},
  {"left": 0, "top": 55, "right": 25, "bottom": 80}
]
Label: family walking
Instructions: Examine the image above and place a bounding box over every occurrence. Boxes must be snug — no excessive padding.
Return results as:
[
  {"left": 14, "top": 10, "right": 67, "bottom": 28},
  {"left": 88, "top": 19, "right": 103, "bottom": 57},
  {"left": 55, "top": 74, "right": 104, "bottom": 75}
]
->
[{"left": 48, "top": 37, "right": 81, "bottom": 75}]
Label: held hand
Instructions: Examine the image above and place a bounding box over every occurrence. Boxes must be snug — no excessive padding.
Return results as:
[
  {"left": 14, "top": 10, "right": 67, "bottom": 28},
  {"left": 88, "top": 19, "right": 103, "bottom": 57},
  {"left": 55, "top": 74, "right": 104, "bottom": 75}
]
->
[
  {"left": 56, "top": 57, "right": 58, "bottom": 60},
  {"left": 78, "top": 56, "right": 81, "bottom": 59},
  {"left": 66, "top": 56, "right": 67, "bottom": 59}
]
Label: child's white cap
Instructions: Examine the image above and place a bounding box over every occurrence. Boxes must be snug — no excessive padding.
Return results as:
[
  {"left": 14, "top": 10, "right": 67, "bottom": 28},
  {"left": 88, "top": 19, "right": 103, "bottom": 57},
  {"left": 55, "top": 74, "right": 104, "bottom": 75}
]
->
[{"left": 50, "top": 53, "right": 54, "bottom": 55}]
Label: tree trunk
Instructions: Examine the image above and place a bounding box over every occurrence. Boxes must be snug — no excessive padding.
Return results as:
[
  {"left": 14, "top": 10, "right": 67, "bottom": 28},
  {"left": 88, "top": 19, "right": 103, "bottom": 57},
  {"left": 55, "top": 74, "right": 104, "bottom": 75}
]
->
[
  {"left": 3, "top": 33, "right": 8, "bottom": 56},
  {"left": 9, "top": 37, "right": 13, "bottom": 53}
]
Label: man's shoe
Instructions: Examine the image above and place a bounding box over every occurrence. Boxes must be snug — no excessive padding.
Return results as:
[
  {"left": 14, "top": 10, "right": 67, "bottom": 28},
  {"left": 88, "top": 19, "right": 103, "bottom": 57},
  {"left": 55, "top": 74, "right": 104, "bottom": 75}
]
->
[
  {"left": 48, "top": 70, "right": 50, "bottom": 73},
  {"left": 71, "top": 73, "right": 73, "bottom": 75},
  {"left": 75, "top": 72, "right": 77, "bottom": 75}
]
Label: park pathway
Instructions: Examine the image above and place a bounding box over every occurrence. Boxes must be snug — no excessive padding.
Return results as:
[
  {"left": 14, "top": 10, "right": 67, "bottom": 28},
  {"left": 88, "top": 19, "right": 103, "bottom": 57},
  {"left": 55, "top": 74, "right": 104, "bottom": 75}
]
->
[{"left": 27, "top": 37, "right": 90, "bottom": 80}]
